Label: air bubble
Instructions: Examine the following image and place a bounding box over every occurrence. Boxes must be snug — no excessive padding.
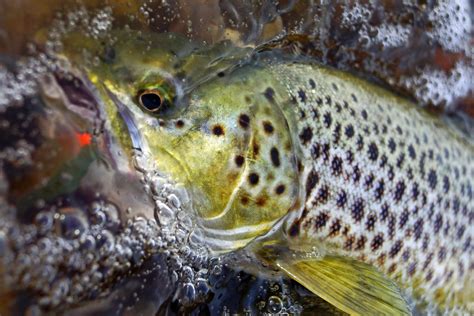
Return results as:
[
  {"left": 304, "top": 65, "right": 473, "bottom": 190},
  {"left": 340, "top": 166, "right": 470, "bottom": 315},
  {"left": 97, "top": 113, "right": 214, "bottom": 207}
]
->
[{"left": 267, "top": 296, "right": 283, "bottom": 313}]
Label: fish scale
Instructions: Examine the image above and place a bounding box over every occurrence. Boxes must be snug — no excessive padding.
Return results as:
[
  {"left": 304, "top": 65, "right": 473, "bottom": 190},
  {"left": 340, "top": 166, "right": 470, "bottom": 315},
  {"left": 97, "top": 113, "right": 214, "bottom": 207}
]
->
[{"left": 269, "top": 62, "right": 473, "bottom": 311}]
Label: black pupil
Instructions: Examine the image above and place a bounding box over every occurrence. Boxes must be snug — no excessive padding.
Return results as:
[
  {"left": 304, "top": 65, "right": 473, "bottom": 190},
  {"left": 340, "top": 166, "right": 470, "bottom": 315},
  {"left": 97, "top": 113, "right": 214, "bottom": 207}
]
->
[{"left": 140, "top": 93, "right": 162, "bottom": 111}]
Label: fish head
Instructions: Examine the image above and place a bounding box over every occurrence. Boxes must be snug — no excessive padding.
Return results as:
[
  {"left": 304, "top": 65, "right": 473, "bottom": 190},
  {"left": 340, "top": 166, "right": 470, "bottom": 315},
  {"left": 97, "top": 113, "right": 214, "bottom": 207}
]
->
[{"left": 69, "top": 32, "right": 302, "bottom": 252}]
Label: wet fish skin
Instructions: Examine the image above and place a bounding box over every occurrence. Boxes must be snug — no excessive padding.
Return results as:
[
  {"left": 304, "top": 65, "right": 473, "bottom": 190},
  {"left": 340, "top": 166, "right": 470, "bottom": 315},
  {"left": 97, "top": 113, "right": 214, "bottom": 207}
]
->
[
  {"left": 268, "top": 61, "right": 473, "bottom": 313},
  {"left": 76, "top": 32, "right": 473, "bottom": 313}
]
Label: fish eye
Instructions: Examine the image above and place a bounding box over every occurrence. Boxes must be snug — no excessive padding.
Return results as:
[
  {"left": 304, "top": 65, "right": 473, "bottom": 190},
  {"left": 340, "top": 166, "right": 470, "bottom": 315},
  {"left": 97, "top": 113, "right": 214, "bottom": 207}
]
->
[{"left": 138, "top": 90, "right": 163, "bottom": 112}]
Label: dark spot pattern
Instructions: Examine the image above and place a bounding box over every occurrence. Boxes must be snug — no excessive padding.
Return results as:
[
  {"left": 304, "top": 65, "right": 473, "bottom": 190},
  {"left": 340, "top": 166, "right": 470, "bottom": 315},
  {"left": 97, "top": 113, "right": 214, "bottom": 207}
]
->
[
  {"left": 234, "top": 155, "right": 245, "bottom": 167},
  {"left": 263, "top": 121, "right": 274, "bottom": 134},
  {"left": 270, "top": 147, "right": 280, "bottom": 167},
  {"left": 351, "top": 199, "right": 365, "bottom": 222},
  {"left": 345, "top": 124, "right": 355, "bottom": 138},
  {"left": 314, "top": 212, "right": 329, "bottom": 230},
  {"left": 299, "top": 127, "right": 313, "bottom": 145},
  {"left": 275, "top": 184, "right": 286, "bottom": 195},
  {"left": 248, "top": 173, "right": 259, "bottom": 185},
  {"left": 212, "top": 125, "right": 224, "bottom": 136},
  {"left": 239, "top": 114, "right": 250, "bottom": 129}
]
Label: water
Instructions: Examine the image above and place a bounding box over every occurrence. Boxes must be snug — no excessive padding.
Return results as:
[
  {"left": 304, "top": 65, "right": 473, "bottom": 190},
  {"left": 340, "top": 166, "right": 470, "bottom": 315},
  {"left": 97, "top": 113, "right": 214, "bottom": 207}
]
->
[{"left": 0, "top": 1, "right": 472, "bottom": 315}]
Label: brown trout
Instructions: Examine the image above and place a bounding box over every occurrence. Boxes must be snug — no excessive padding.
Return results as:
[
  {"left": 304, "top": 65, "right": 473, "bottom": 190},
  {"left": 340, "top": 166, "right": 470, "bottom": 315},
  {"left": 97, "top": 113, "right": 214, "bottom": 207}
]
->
[{"left": 64, "top": 31, "right": 473, "bottom": 314}]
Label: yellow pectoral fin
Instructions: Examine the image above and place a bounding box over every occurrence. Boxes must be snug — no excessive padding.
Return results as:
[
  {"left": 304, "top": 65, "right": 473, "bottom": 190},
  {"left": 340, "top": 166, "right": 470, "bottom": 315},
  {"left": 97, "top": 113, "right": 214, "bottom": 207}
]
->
[{"left": 277, "top": 256, "right": 411, "bottom": 315}]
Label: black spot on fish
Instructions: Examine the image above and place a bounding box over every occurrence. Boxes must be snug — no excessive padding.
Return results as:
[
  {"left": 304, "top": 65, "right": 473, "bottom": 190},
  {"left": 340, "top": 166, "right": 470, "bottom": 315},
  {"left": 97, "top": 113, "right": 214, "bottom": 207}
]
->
[
  {"left": 351, "top": 198, "right": 365, "bottom": 222},
  {"left": 336, "top": 190, "right": 347, "bottom": 208},
  {"left": 323, "top": 112, "right": 332, "bottom": 128},
  {"left": 394, "top": 180, "right": 406, "bottom": 202},
  {"left": 325, "top": 96, "right": 332, "bottom": 105},
  {"left": 396, "top": 125, "right": 403, "bottom": 135},
  {"left": 399, "top": 208, "right": 409, "bottom": 229},
  {"left": 331, "top": 156, "right": 343, "bottom": 176},
  {"left": 396, "top": 153, "right": 405, "bottom": 168},
  {"left": 331, "top": 83, "right": 339, "bottom": 91},
  {"left": 364, "top": 173, "right": 375, "bottom": 189},
  {"left": 346, "top": 150, "right": 354, "bottom": 164},
  {"left": 328, "top": 219, "right": 342, "bottom": 237},
  {"left": 335, "top": 102, "right": 342, "bottom": 113},
  {"left": 427, "top": 169, "right": 437, "bottom": 189},
  {"left": 264, "top": 87, "right": 275, "bottom": 101},
  {"left": 316, "top": 97, "right": 323, "bottom": 106},
  {"left": 374, "top": 180, "right": 385, "bottom": 200},
  {"left": 443, "top": 176, "right": 450, "bottom": 193},
  {"left": 305, "top": 169, "right": 319, "bottom": 197},
  {"left": 333, "top": 123, "right": 341, "bottom": 144},
  {"left": 175, "top": 120, "right": 185, "bottom": 128},
  {"left": 212, "top": 124, "right": 225, "bottom": 136},
  {"left": 351, "top": 93, "right": 358, "bottom": 102},
  {"left": 298, "top": 89, "right": 306, "bottom": 102},
  {"left": 388, "top": 214, "right": 396, "bottom": 240},
  {"left": 309, "top": 78, "right": 316, "bottom": 88},
  {"left": 367, "top": 142, "right": 379, "bottom": 161},
  {"left": 388, "top": 138, "right": 396, "bottom": 153},
  {"left": 352, "top": 165, "right": 361, "bottom": 183},
  {"left": 316, "top": 185, "right": 331, "bottom": 204},
  {"left": 366, "top": 214, "right": 377, "bottom": 231},
  {"left": 380, "top": 203, "right": 390, "bottom": 221},
  {"left": 217, "top": 71, "right": 225, "bottom": 77},
  {"left": 275, "top": 184, "right": 285, "bottom": 195},
  {"left": 263, "top": 121, "right": 274, "bottom": 134},
  {"left": 311, "top": 143, "right": 321, "bottom": 159},
  {"left": 414, "top": 218, "right": 424, "bottom": 240},
  {"left": 408, "top": 144, "right": 416, "bottom": 159},
  {"left": 411, "top": 182, "right": 419, "bottom": 201},
  {"left": 299, "top": 127, "right": 313, "bottom": 145},
  {"left": 314, "top": 212, "right": 329, "bottom": 231},
  {"left": 238, "top": 114, "right": 250, "bottom": 129},
  {"left": 355, "top": 236, "right": 367, "bottom": 250},
  {"left": 371, "top": 234, "right": 384, "bottom": 251},
  {"left": 345, "top": 124, "right": 355, "bottom": 138},
  {"left": 356, "top": 135, "right": 364, "bottom": 151},
  {"left": 234, "top": 155, "right": 245, "bottom": 167},
  {"left": 389, "top": 240, "right": 403, "bottom": 258},
  {"left": 248, "top": 173, "right": 259, "bottom": 185},
  {"left": 361, "top": 109, "right": 368, "bottom": 120},
  {"left": 311, "top": 107, "right": 319, "bottom": 119},
  {"left": 433, "top": 213, "right": 443, "bottom": 234},
  {"left": 270, "top": 147, "right": 280, "bottom": 167}
]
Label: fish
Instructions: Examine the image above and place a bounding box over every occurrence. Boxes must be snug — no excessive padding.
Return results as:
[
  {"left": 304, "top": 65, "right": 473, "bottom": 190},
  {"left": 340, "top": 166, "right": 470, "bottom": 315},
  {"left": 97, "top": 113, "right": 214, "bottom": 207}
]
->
[{"left": 62, "top": 30, "right": 474, "bottom": 314}]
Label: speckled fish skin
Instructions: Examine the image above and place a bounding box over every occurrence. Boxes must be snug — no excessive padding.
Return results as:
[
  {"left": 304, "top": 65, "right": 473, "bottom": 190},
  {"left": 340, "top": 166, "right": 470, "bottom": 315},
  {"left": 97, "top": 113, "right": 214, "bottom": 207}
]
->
[
  {"left": 264, "top": 61, "right": 474, "bottom": 312},
  {"left": 73, "top": 31, "right": 473, "bottom": 313}
]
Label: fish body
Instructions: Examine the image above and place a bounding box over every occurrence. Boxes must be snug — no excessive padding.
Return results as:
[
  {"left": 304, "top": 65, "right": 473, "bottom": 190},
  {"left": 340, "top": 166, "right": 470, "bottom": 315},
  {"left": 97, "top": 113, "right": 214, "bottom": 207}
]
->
[{"left": 69, "top": 31, "right": 473, "bottom": 314}]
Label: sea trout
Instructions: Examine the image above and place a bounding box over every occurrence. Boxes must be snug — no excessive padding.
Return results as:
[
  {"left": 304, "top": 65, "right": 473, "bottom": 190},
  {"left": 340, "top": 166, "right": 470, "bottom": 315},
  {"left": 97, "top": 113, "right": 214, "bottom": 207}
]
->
[{"left": 63, "top": 31, "right": 473, "bottom": 314}]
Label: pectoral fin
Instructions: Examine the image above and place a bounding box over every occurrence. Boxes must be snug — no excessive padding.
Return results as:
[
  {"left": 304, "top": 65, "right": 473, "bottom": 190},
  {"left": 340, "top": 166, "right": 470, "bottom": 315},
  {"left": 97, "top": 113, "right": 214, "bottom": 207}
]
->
[{"left": 277, "top": 255, "right": 411, "bottom": 315}]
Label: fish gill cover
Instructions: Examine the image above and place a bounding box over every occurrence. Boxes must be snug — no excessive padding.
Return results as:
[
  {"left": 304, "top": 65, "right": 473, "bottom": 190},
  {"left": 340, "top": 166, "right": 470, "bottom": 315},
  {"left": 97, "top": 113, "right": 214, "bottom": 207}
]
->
[{"left": 0, "top": 0, "right": 472, "bottom": 315}]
